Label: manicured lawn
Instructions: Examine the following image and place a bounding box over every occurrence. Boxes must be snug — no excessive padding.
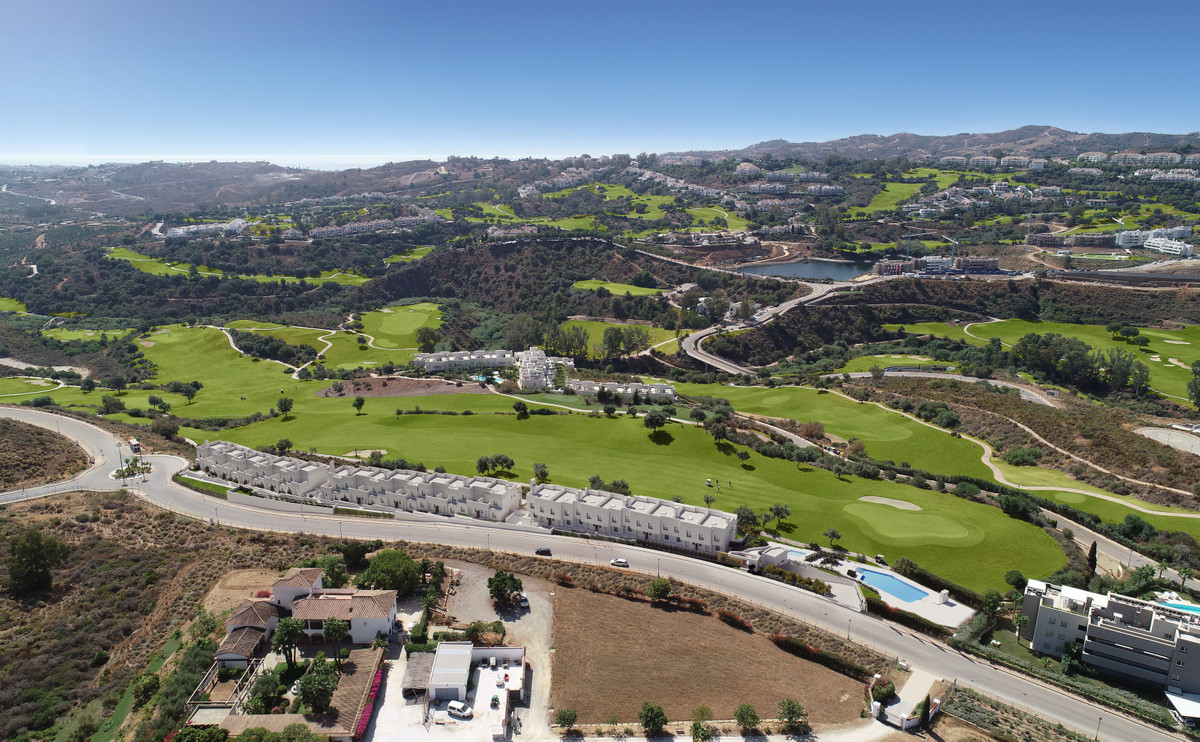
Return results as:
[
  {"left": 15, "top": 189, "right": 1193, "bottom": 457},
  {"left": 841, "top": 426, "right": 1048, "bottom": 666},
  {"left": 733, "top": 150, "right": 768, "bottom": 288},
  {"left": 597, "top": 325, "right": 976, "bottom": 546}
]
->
[
  {"left": 42, "top": 327, "right": 131, "bottom": 342},
  {"left": 851, "top": 182, "right": 923, "bottom": 216},
  {"left": 0, "top": 377, "right": 56, "bottom": 396},
  {"left": 384, "top": 246, "right": 434, "bottom": 263},
  {"left": 836, "top": 355, "right": 954, "bottom": 373},
  {"left": 215, "top": 395, "right": 1062, "bottom": 590},
  {"left": 0, "top": 297, "right": 27, "bottom": 312},
  {"left": 886, "top": 321, "right": 987, "bottom": 344},
  {"left": 676, "top": 383, "right": 992, "bottom": 479},
  {"left": 958, "top": 320, "right": 1200, "bottom": 400},
  {"left": 572, "top": 280, "right": 666, "bottom": 296},
  {"left": 359, "top": 303, "right": 442, "bottom": 348},
  {"left": 106, "top": 248, "right": 369, "bottom": 286},
  {"left": 560, "top": 320, "right": 676, "bottom": 354}
]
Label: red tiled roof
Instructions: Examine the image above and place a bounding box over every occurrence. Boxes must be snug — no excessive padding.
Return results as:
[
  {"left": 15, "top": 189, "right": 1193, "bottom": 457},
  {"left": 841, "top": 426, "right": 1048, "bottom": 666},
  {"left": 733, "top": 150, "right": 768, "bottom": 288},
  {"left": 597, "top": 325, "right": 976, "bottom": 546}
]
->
[
  {"left": 216, "top": 627, "right": 264, "bottom": 659},
  {"left": 289, "top": 591, "right": 396, "bottom": 621},
  {"left": 225, "top": 599, "right": 281, "bottom": 629},
  {"left": 272, "top": 567, "right": 323, "bottom": 588}
]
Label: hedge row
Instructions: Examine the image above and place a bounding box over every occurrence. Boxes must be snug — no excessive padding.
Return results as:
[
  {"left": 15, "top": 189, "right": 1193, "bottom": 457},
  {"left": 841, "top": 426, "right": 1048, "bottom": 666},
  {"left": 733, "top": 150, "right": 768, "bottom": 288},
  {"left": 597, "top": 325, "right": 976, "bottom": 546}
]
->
[
  {"left": 769, "top": 634, "right": 873, "bottom": 682},
  {"left": 865, "top": 596, "right": 952, "bottom": 638},
  {"left": 892, "top": 558, "right": 984, "bottom": 610}
]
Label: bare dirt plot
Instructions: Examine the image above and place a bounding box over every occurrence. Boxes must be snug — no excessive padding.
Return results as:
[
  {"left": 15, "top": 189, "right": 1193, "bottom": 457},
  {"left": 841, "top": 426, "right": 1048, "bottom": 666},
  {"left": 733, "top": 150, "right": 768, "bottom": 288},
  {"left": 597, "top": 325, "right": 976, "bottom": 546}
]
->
[
  {"left": 318, "top": 377, "right": 490, "bottom": 398},
  {"left": 550, "top": 588, "right": 864, "bottom": 725},
  {"left": 203, "top": 568, "right": 278, "bottom": 613}
]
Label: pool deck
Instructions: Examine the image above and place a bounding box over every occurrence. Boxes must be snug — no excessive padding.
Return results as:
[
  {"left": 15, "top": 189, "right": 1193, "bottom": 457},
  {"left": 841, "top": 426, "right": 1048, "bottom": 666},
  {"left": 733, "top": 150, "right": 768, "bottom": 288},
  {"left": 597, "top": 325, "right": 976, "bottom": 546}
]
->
[{"left": 831, "top": 559, "right": 975, "bottom": 628}]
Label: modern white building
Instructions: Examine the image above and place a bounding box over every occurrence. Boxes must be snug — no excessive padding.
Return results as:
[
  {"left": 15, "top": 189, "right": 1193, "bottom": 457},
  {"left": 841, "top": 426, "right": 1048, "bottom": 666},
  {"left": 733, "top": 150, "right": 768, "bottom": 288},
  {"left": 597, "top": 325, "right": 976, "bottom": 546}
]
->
[
  {"left": 165, "top": 218, "right": 249, "bottom": 238},
  {"left": 1021, "top": 580, "right": 1200, "bottom": 703},
  {"left": 1186, "top": 154, "right": 1200, "bottom": 166},
  {"left": 1114, "top": 225, "right": 1193, "bottom": 248},
  {"left": 195, "top": 441, "right": 523, "bottom": 521},
  {"left": 413, "top": 349, "right": 515, "bottom": 371},
  {"left": 806, "top": 185, "right": 844, "bottom": 196},
  {"left": 526, "top": 482, "right": 737, "bottom": 554},
  {"left": 1067, "top": 167, "right": 1103, "bottom": 176},
  {"left": 969, "top": 155, "right": 997, "bottom": 169},
  {"left": 1000, "top": 155, "right": 1030, "bottom": 168},
  {"left": 516, "top": 346, "right": 572, "bottom": 390},
  {"left": 1078, "top": 152, "right": 1109, "bottom": 163},
  {"left": 1029, "top": 159, "right": 1047, "bottom": 170},
  {"left": 564, "top": 379, "right": 676, "bottom": 402},
  {"left": 1110, "top": 152, "right": 1145, "bottom": 165},
  {"left": 939, "top": 156, "right": 968, "bottom": 167},
  {"left": 1035, "top": 186, "right": 1062, "bottom": 196},
  {"left": 196, "top": 441, "right": 330, "bottom": 497},
  {"left": 1144, "top": 237, "right": 1194, "bottom": 257}
]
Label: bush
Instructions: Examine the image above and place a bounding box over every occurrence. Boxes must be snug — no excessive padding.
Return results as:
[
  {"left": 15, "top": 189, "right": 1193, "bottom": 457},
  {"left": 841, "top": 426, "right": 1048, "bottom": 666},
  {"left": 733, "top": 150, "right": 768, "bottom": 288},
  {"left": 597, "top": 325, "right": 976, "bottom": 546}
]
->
[
  {"left": 871, "top": 679, "right": 896, "bottom": 703},
  {"left": 769, "top": 635, "right": 872, "bottom": 681},
  {"left": 716, "top": 608, "right": 753, "bottom": 632}
]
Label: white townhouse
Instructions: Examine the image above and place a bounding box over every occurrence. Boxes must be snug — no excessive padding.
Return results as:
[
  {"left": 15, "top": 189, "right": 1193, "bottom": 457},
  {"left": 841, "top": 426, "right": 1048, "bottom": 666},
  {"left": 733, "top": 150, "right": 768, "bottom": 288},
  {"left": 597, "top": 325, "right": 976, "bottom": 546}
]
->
[
  {"left": 318, "top": 464, "right": 522, "bottom": 521},
  {"left": 526, "top": 482, "right": 736, "bottom": 554},
  {"left": 939, "top": 156, "right": 968, "bottom": 167},
  {"left": 1144, "top": 237, "right": 1194, "bottom": 257},
  {"left": 197, "top": 441, "right": 329, "bottom": 497},
  {"left": 1078, "top": 152, "right": 1109, "bottom": 163},
  {"left": 1000, "top": 155, "right": 1030, "bottom": 168},
  {"left": 1145, "top": 152, "right": 1183, "bottom": 165},
  {"left": 564, "top": 379, "right": 676, "bottom": 402},
  {"left": 413, "top": 349, "right": 515, "bottom": 372},
  {"left": 1110, "top": 152, "right": 1145, "bottom": 165},
  {"left": 968, "top": 155, "right": 997, "bottom": 169}
]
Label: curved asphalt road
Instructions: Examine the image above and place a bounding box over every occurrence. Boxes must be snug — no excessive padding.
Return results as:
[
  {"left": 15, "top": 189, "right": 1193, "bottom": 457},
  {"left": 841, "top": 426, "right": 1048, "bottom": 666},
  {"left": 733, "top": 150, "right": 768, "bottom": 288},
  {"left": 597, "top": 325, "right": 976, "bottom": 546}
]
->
[{"left": 0, "top": 406, "right": 1179, "bottom": 742}]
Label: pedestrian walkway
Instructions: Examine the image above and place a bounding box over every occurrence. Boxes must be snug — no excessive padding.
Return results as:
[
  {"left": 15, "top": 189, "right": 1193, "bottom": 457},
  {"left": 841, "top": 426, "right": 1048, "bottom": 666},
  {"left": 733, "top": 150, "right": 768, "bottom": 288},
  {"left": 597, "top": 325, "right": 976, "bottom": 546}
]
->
[{"left": 887, "top": 667, "right": 937, "bottom": 722}]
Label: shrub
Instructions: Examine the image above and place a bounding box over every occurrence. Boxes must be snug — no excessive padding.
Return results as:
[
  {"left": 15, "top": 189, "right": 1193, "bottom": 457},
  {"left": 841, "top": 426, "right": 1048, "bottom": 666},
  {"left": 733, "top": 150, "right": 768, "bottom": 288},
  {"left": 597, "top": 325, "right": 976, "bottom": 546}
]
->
[
  {"left": 716, "top": 608, "right": 753, "bottom": 632},
  {"left": 871, "top": 679, "right": 896, "bottom": 703},
  {"left": 768, "top": 635, "right": 872, "bottom": 681}
]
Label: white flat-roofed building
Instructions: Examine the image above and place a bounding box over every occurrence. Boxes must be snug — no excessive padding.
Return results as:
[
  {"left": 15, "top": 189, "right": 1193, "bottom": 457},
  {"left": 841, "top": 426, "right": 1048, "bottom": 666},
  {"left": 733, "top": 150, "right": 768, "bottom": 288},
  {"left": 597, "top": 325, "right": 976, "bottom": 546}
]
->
[
  {"left": 807, "top": 184, "right": 844, "bottom": 196},
  {"left": 939, "top": 156, "right": 968, "bottom": 167},
  {"left": 196, "top": 441, "right": 329, "bottom": 497},
  {"left": 1114, "top": 225, "right": 1193, "bottom": 248},
  {"left": 748, "top": 183, "right": 789, "bottom": 194},
  {"left": 1020, "top": 579, "right": 1106, "bottom": 657},
  {"left": 527, "top": 482, "right": 736, "bottom": 554},
  {"left": 1035, "top": 186, "right": 1062, "bottom": 196},
  {"left": 1145, "top": 152, "right": 1183, "bottom": 165},
  {"left": 1078, "top": 152, "right": 1109, "bottom": 163},
  {"left": 969, "top": 155, "right": 997, "bottom": 169},
  {"left": 1000, "top": 155, "right": 1029, "bottom": 168},
  {"left": 516, "top": 346, "right": 573, "bottom": 390},
  {"left": 1068, "top": 167, "right": 1103, "bottom": 176},
  {"left": 1029, "top": 159, "right": 1047, "bottom": 170},
  {"left": 1185, "top": 154, "right": 1200, "bottom": 165},
  {"left": 413, "top": 349, "right": 515, "bottom": 371},
  {"left": 1145, "top": 237, "right": 1194, "bottom": 257},
  {"left": 564, "top": 379, "right": 675, "bottom": 402}
]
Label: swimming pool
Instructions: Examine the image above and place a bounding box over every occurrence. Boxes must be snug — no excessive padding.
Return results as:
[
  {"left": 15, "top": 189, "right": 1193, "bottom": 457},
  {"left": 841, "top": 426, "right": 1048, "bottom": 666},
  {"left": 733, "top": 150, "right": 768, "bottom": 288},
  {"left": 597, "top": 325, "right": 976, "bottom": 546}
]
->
[
  {"left": 1162, "top": 602, "right": 1200, "bottom": 615},
  {"left": 858, "top": 568, "right": 929, "bottom": 603}
]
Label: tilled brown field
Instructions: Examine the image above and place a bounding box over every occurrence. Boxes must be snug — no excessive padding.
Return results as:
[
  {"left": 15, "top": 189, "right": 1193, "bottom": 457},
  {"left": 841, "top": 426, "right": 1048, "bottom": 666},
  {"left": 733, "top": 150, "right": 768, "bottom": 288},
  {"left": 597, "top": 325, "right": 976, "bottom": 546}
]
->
[{"left": 550, "top": 587, "right": 865, "bottom": 725}]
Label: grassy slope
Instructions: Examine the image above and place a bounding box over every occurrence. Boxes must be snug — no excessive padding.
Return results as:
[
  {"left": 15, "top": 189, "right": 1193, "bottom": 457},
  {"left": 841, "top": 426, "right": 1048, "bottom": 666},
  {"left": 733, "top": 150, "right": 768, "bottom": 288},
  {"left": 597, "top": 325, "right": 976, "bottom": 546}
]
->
[
  {"left": 836, "top": 355, "right": 952, "bottom": 373},
  {"left": 359, "top": 303, "right": 442, "bottom": 348},
  {"left": 106, "top": 248, "right": 369, "bottom": 286},
  {"left": 0, "top": 297, "right": 28, "bottom": 312},
  {"left": 572, "top": 280, "right": 666, "bottom": 296},
  {"left": 384, "top": 246, "right": 434, "bottom": 263},
  {"left": 561, "top": 320, "right": 676, "bottom": 351}
]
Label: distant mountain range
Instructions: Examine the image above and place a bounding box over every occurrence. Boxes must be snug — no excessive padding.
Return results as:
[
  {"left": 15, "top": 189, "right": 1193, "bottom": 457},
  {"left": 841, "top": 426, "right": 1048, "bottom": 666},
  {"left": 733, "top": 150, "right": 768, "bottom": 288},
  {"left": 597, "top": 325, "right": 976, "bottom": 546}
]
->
[{"left": 669, "top": 125, "right": 1199, "bottom": 161}]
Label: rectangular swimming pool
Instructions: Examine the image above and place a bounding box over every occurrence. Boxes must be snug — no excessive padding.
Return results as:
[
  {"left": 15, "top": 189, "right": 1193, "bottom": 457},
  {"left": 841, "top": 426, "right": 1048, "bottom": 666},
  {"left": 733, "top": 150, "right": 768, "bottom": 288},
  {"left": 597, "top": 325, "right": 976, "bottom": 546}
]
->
[{"left": 858, "top": 567, "right": 929, "bottom": 603}]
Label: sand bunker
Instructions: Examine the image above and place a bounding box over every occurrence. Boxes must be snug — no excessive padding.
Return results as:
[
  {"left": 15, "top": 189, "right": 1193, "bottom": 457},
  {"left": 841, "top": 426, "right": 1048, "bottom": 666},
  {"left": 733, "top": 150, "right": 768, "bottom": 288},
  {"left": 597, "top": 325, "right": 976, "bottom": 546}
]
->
[
  {"left": 858, "top": 496, "right": 922, "bottom": 511},
  {"left": 1163, "top": 339, "right": 1191, "bottom": 345},
  {"left": 139, "top": 341, "right": 155, "bottom": 347},
  {"left": 1169, "top": 358, "right": 1191, "bottom": 369}
]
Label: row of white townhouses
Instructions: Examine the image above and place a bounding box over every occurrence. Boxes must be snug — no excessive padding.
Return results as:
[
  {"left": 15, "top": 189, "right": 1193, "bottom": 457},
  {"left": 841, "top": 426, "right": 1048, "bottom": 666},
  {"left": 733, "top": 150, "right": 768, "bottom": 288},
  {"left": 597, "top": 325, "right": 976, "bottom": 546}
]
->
[
  {"left": 526, "top": 482, "right": 736, "bottom": 554},
  {"left": 195, "top": 441, "right": 736, "bottom": 553},
  {"left": 564, "top": 379, "right": 676, "bottom": 402},
  {"left": 196, "top": 441, "right": 522, "bottom": 521},
  {"left": 412, "top": 346, "right": 575, "bottom": 390},
  {"left": 1021, "top": 580, "right": 1200, "bottom": 703}
]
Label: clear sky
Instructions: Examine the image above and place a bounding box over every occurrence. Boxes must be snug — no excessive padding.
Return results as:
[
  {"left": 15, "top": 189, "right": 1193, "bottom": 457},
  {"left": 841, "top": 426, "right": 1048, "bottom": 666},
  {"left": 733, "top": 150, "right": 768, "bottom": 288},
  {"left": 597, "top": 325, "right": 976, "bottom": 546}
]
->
[{"left": 3, "top": 0, "right": 1198, "bottom": 169}]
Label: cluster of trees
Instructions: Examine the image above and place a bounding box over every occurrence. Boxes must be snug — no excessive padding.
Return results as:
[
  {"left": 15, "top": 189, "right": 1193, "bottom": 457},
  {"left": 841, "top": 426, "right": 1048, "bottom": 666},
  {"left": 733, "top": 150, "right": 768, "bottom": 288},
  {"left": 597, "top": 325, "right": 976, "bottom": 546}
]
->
[
  {"left": 230, "top": 330, "right": 317, "bottom": 366},
  {"left": 476, "top": 453, "right": 515, "bottom": 475},
  {"left": 1012, "top": 332, "right": 1150, "bottom": 397}
]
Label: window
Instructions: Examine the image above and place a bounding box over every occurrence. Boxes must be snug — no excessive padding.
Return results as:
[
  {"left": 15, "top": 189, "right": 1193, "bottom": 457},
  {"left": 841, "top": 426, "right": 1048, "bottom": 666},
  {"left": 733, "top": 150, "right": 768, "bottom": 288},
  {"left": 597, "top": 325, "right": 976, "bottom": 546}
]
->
[
  {"left": 1175, "top": 674, "right": 1182, "bottom": 682},
  {"left": 1046, "top": 630, "right": 1054, "bottom": 637},
  {"left": 1178, "top": 660, "right": 1186, "bottom": 666},
  {"left": 1183, "top": 646, "right": 1190, "bottom": 653},
  {"left": 1058, "top": 633, "right": 1065, "bottom": 640},
  {"left": 1048, "top": 618, "right": 1056, "bottom": 625}
]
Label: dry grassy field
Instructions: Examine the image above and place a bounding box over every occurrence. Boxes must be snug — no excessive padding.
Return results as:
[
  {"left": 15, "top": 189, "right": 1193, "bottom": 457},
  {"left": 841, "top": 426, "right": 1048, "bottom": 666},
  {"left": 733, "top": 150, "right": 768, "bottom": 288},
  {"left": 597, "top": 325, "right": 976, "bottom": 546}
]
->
[
  {"left": 549, "top": 587, "right": 865, "bottom": 725},
  {"left": 0, "top": 417, "right": 87, "bottom": 489}
]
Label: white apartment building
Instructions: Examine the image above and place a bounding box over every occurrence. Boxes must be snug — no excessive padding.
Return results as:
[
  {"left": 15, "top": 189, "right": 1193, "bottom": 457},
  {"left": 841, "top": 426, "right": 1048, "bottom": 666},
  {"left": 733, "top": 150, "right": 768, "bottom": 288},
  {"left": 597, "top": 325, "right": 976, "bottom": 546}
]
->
[
  {"left": 1144, "top": 237, "right": 1194, "bottom": 257},
  {"left": 1186, "top": 154, "right": 1200, "bottom": 166},
  {"left": 1067, "top": 167, "right": 1103, "bottom": 176},
  {"left": 748, "top": 183, "right": 789, "bottom": 194},
  {"left": 1145, "top": 152, "right": 1183, "bottom": 165},
  {"left": 564, "top": 379, "right": 676, "bottom": 402},
  {"left": 1035, "top": 186, "right": 1062, "bottom": 196},
  {"left": 165, "top": 218, "right": 249, "bottom": 238},
  {"left": 526, "top": 482, "right": 736, "bottom": 554},
  {"left": 196, "top": 441, "right": 330, "bottom": 496},
  {"left": 1114, "top": 225, "right": 1193, "bottom": 248},
  {"left": 1029, "top": 159, "right": 1047, "bottom": 170},
  {"left": 969, "top": 155, "right": 997, "bottom": 169},
  {"left": 939, "top": 156, "right": 968, "bottom": 167},
  {"left": 1110, "top": 152, "right": 1145, "bottom": 165},
  {"left": 1021, "top": 580, "right": 1200, "bottom": 703},
  {"left": 1078, "top": 152, "right": 1109, "bottom": 163},
  {"left": 516, "top": 346, "right": 573, "bottom": 390},
  {"left": 195, "top": 441, "right": 522, "bottom": 521},
  {"left": 807, "top": 185, "right": 844, "bottom": 196},
  {"left": 1000, "top": 155, "right": 1030, "bottom": 168},
  {"left": 413, "top": 349, "right": 515, "bottom": 371}
]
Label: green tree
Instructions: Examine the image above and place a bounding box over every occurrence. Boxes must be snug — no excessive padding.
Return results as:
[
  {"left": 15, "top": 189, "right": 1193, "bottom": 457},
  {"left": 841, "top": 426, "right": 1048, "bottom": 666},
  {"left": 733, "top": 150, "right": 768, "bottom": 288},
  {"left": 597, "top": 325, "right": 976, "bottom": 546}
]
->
[
  {"left": 602, "top": 326, "right": 625, "bottom": 358},
  {"left": 639, "top": 702, "right": 668, "bottom": 736},
  {"left": 487, "top": 570, "right": 523, "bottom": 605},
  {"left": 777, "top": 698, "right": 808, "bottom": 733},
  {"left": 691, "top": 705, "right": 713, "bottom": 724},
  {"left": 277, "top": 397, "right": 294, "bottom": 420},
  {"left": 643, "top": 409, "right": 668, "bottom": 432},
  {"left": 5, "top": 528, "right": 69, "bottom": 594},
  {"left": 272, "top": 617, "right": 305, "bottom": 670},
  {"left": 352, "top": 395, "right": 365, "bottom": 415},
  {"left": 1087, "top": 541, "right": 1098, "bottom": 576},
  {"left": 533, "top": 462, "right": 549, "bottom": 483},
  {"left": 490, "top": 453, "right": 515, "bottom": 472},
  {"left": 689, "top": 407, "right": 706, "bottom": 423},
  {"left": 322, "top": 618, "right": 349, "bottom": 669},
  {"left": 1004, "top": 570, "right": 1027, "bottom": 592},
  {"left": 648, "top": 577, "right": 672, "bottom": 601},
  {"left": 736, "top": 450, "right": 751, "bottom": 466},
  {"left": 416, "top": 326, "right": 441, "bottom": 353},
  {"left": 554, "top": 709, "right": 578, "bottom": 731},
  {"left": 919, "top": 695, "right": 931, "bottom": 730},
  {"left": 190, "top": 608, "right": 220, "bottom": 642},
  {"left": 477, "top": 455, "right": 492, "bottom": 475},
  {"left": 703, "top": 493, "right": 716, "bottom": 507},
  {"left": 358, "top": 549, "right": 421, "bottom": 594},
  {"left": 824, "top": 527, "right": 842, "bottom": 548},
  {"left": 733, "top": 703, "right": 759, "bottom": 731},
  {"left": 298, "top": 653, "right": 337, "bottom": 712},
  {"left": 512, "top": 400, "right": 529, "bottom": 418},
  {"left": 131, "top": 672, "right": 160, "bottom": 707}
]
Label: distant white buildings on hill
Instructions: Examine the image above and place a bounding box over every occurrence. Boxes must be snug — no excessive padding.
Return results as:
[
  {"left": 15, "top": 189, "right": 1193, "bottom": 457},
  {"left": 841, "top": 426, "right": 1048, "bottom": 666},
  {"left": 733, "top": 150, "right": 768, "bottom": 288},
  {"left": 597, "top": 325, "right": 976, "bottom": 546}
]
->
[
  {"left": 413, "top": 346, "right": 574, "bottom": 391},
  {"left": 165, "top": 218, "right": 248, "bottom": 238}
]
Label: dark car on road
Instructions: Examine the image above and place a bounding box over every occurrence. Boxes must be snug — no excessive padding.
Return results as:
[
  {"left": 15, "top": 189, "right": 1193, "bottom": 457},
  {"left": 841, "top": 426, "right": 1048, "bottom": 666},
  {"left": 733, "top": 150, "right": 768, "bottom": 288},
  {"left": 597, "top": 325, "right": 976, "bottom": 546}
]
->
[{"left": 535, "top": 547, "right": 552, "bottom": 556}]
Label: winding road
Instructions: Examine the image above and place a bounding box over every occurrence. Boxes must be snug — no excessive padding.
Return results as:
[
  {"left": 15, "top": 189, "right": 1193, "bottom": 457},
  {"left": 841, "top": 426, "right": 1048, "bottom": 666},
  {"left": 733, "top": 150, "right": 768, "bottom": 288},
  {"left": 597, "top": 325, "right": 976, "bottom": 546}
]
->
[{"left": 0, "top": 405, "right": 1182, "bottom": 742}]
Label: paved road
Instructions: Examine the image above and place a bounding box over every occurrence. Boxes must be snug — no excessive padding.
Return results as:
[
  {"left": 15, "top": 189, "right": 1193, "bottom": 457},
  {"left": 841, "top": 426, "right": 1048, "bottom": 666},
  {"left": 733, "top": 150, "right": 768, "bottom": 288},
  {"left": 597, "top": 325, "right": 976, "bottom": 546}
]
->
[
  {"left": 834, "top": 370, "right": 1055, "bottom": 407},
  {"left": 0, "top": 406, "right": 1180, "bottom": 742}
]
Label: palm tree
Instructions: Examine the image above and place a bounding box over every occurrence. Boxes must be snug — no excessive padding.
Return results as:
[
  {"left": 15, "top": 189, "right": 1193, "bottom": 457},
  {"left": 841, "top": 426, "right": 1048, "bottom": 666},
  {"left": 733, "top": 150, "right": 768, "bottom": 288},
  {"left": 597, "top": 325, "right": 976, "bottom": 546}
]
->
[
  {"left": 323, "top": 617, "right": 349, "bottom": 670},
  {"left": 1180, "top": 565, "right": 1194, "bottom": 589},
  {"left": 272, "top": 617, "right": 305, "bottom": 670},
  {"left": 1159, "top": 560, "right": 1173, "bottom": 580}
]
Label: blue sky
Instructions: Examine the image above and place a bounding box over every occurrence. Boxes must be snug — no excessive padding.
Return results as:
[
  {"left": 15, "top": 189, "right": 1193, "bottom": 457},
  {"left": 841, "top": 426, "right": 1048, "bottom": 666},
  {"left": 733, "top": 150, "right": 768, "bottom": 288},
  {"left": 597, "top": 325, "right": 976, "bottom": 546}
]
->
[{"left": 3, "top": 0, "right": 1198, "bottom": 168}]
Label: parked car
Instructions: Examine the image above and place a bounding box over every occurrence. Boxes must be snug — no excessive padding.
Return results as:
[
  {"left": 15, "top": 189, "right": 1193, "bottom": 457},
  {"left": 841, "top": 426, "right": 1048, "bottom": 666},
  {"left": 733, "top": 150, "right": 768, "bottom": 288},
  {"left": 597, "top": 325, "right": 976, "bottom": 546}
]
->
[
  {"left": 535, "top": 547, "right": 552, "bottom": 556},
  {"left": 519, "top": 591, "right": 529, "bottom": 608},
  {"left": 447, "top": 700, "right": 473, "bottom": 719},
  {"left": 610, "top": 557, "right": 629, "bottom": 568}
]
